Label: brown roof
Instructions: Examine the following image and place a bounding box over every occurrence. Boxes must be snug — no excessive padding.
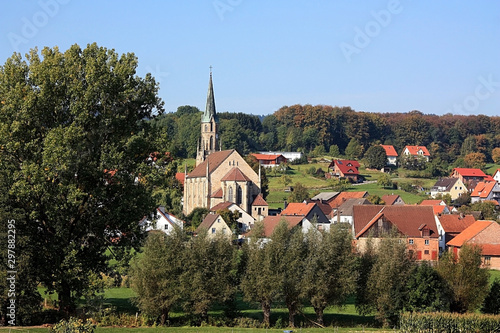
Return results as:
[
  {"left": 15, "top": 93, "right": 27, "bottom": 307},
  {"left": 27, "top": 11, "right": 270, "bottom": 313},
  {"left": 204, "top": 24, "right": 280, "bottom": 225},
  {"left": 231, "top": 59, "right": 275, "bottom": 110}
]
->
[
  {"left": 337, "top": 198, "right": 371, "bottom": 216},
  {"left": 252, "top": 194, "right": 268, "bottom": 206},
  {"left": 438, "top": 214, "right": 476, "bottom": 233},
  {"left": 382, "top": 195, "right": 400, "bottom": 205},
  {"left": 187, "top": 150, "right": 234, "bottom": 178},
  {"left": 210, "top": 202, "right": 233, "bottom": 211},
  {"left": 221, "top": 167, "right": 252, "bottom": 182},
  {"left": 195, "top": 213, "right": 225, "bottom": 234},
  {"left": 447, "top": 220, "right": 500, "bottom": 248},
  {"left": 260, "top": 215, "right": 303, "bottom": 237},
  {"left": 353, "top": 205, "right": 439, "bottom": 238},
  {"left": 329, "top": 191, "right": 368, "bottom": 208},
  {"left": 211, "top": 188, "right": 223, "bottom": 198}
]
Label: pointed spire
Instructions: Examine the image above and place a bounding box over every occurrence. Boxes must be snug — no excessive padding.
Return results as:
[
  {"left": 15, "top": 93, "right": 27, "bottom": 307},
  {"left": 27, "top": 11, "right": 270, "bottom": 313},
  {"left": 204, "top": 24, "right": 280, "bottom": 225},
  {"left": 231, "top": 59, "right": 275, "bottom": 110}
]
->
[{"left": 202, "top": 67, "right": 218, "bottom": 123}]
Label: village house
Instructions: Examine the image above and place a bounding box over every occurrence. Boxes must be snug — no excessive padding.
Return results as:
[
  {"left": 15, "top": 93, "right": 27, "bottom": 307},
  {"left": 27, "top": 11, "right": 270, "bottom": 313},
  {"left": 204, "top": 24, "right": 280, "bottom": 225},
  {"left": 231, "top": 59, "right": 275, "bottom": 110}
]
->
[
  {"left": 380, "top": 144, "right": 398, "bottom": 166},
  {"left": 447, "top": 220, "right": 500, "bottom": 270},
  {"left": 494, "top": 169, "right": 500, "bottom": 184},
  {"left": 450, "top": 168, "right": 489, "bottom": 185},
  {"left": 141, "top": 206, "right": 185, "bottom": 235},
  {"left": 328, "top": 160, "right": 361, "bottom": 182},
  {"left": 258, "top": 151, "right": 303, "bottom": 162},
  {"left": 402, "top": 145, "right": 430, "bottom": 162},
  {"left": 328, "top": 191, "right": 369, "bottom": 211},
  {"left": 470, "top": 181, "right": 500, "bottom": 204},
  {"left": 419, "top": 199, "right": 450, "bottom": 215},
  {"left": 281, "top": 202, "right": 331, "bottom": 231},
  {"left": 353, "top": 205, "right": 441, "bottom": 261},
  {"left": 210, "top": 201, "right": 256, "bottom": 233},
  {"left": 436, "top": 214, "right": 476, "bottom": 247},
  {"left": 381, "top": 194, "right": 405, "bottom": 205},
  {"left": 251, "top": 153, "right": 287, "bottom": 168},
  {"left": 195, "top": 213, "right": 232, "bottom": 239},
  {"left": 430, "top": 177, "right": 467, "bottom": 200},
  {"left": 252, "top": 215, "right": 306, "bottom": 243},
  {"left": 333, "top": 198, "right": 371, "bottom": 226}
]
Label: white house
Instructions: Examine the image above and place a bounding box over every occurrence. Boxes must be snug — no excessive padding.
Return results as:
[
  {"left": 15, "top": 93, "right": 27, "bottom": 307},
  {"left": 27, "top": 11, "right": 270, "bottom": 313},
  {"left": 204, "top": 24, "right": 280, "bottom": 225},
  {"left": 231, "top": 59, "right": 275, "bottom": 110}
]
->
[
  {"left": 258, "top": 151, "right": 303, "bottom": 162},
  {"left": 494, "top": 169, "right": 500, "bottom": 184},
  {"left": 141, "top": 206, "right": 184, "bottom": 235},
  {"left": 210, "top": 201, "right": 255, "bottom": 233}
]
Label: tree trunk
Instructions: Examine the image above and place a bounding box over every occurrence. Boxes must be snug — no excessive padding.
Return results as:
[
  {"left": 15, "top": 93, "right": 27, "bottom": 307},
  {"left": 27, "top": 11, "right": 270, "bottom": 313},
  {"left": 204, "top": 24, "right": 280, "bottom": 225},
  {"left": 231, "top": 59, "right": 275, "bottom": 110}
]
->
[
  {"left": 287, "top": 302, "right": 297, "bottom": 328},
  {"left": 261, "top": 300, "right": 271, "bottom": 327},
  {"left": 159, "top": 307, "right": 169, "bottom": 325},
  {"left": 58, "top": 282, "right": 74, "bottom": 317},
  {"left": 314, "top": 306, "right": 325, "bottom": 326}
]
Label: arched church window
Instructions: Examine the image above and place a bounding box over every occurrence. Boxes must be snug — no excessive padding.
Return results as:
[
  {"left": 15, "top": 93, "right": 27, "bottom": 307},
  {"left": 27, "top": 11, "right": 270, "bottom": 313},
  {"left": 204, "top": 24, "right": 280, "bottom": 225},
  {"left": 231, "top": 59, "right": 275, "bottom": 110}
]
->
[
  {"left": 237, "top": 185, "right": 242, "bottom": 205},
  {"left": 228, "top": 186, "right": 233, "bottom": 203},
  {"left": 210, "top": 122, "right": 213, "bottom": 132},
  {"left": 210, "top": 136, "right": 213, "bottom": 150}
]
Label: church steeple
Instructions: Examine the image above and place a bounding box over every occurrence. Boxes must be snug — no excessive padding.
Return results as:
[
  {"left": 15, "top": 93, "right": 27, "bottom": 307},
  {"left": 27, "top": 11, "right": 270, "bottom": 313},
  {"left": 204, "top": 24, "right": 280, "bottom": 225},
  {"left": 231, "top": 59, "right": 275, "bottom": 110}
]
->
[
  {"left": 202, "top": 67, "right": 219, "bottom": 123},
  {"left": 196, "top": 68, "right": 220, "bottom": 166}
]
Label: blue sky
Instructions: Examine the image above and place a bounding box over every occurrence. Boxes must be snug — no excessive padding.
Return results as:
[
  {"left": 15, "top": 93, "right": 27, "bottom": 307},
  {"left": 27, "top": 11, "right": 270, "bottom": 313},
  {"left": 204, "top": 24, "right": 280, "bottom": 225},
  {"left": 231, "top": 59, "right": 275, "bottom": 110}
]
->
[{"left": 1, "top": 1, "right": 499, "bottom": 116}]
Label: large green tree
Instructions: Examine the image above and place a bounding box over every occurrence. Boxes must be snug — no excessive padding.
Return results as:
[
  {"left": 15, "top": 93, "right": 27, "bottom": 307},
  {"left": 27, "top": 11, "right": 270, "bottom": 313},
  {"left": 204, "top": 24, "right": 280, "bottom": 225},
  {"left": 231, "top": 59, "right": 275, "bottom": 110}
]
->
[
  {"left": 131, "top": 229, "right": 186, "bottom": 324},
  {"left": 302, "top": 225, "right": 356, "bottom": 326},
  {"left": 364, "top": 145, "right": 388, "bottom": 170},
  {"left": 0, "top": 44, "right": 163, "bottom": 314}
]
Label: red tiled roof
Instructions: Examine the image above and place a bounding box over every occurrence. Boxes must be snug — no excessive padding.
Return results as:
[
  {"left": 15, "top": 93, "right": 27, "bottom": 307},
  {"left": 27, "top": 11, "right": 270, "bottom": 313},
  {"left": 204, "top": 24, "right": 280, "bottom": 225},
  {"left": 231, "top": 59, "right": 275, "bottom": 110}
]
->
[
  {"left": 175, "top": 172, "right": 185, "bottom": 185},
  {"left": 480, "top": 244, "right": 500, "bottom": 256},
  {"left": 252, "top": 194, "right": 268, "bottom": 206},
  {"left": 210, "top": 202, "right": 233, "bottom": 211},
  {"left": 452, "top": 168, "right": 487, "bottom": 178},
  {"left": 188, "top": 150, "right": 234, "bottom": 178},
  {"left": 404, "top": 145, "right": 430, "bottom": 156},
  {"left": 484, "top": 175, "right": 495, "bottom": 182},
  {"left": 211, "top": 188, "right": 223, "bottom": 198},
  {"left": 438, "top": 214, "right": 476, "bottom": 233},
  {"left": 471, "top": 182, "right": 496, "bottom": 198},
  {"left": 281, "top": 202, "right": 316, "bottom": 216},
  {"left": 260, "top": 215, "right": 303, "bottom": 237},
  {"left": 353, "top": 205, "right": 439, "bottom": 238},
  {"left": 433, "top": 206, "right": 447, "bottom": 215},
  {"left": 382, "top": 195, "right": 399, "bottom": 205},
  {"left": 329, "top": 191, "right": 368, "bottom": 208},
  {"left": 221, "top": 167, "right": 252, "bottom": 182},
  {"left": 420, "top": 200, "right": 445, "bottom": 206},
  {"left": 251, "top": 153, "right": 286, "bottom": 161},
  {"left": 447, "top": 221, "right": 493, "bottom": 247},
  {"left": 381, "top": 145, "right": 398, "bottom": 157}
]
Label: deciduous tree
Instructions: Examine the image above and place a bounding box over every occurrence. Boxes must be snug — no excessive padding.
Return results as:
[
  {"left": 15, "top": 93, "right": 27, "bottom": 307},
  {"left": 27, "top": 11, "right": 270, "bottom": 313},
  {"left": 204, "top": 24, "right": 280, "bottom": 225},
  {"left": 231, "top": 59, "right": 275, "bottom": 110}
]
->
[{"left": 364, "top": 145, "right": 387, "bottom": 170}]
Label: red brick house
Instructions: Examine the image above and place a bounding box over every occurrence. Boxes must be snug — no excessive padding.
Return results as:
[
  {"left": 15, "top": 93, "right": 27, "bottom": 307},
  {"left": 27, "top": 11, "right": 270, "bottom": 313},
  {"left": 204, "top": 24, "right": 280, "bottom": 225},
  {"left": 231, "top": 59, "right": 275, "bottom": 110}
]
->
[
  {"left": 328, "top": 160, "right": 361, "bottom": 182},
  {"left": 353, "top": 205, "right": 440, "bottom": 261},
  {"left": 447, "top": 220, "right": 500, "bottom": 270}
]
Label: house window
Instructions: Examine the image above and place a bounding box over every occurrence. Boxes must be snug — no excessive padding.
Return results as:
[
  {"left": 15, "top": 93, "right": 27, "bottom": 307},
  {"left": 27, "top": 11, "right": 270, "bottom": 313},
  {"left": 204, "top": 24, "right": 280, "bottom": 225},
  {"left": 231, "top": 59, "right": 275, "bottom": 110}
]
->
[
  {"left": 409, "top": 239, "right": 414, "bottom": 245},
  {"left": 164, "top": 224, "right": 168, "bottom": 230},
  {"left": 212, "top": 228, "right": 216, "bottom": 234},
  {"left": 425, "top": 239, "right": 429, "bottom": 245},
  {"left": 484, "top": 256, "right": 491, "bottom": 265},
  {"left": 424, "top": 250, "right": 429, "bottom": 255},
  {"left": 258, "top": 207, "right": 262, "bottom": 215},
  {"left": 222, "top": 228, "right": 226, "bottom": 234}
]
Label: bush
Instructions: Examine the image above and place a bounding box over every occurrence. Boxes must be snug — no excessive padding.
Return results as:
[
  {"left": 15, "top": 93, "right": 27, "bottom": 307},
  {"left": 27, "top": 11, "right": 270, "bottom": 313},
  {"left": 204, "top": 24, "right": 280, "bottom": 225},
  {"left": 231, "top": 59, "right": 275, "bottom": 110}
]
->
[{"left": 50, "top": 318, "right": 96, "bottom": 333}]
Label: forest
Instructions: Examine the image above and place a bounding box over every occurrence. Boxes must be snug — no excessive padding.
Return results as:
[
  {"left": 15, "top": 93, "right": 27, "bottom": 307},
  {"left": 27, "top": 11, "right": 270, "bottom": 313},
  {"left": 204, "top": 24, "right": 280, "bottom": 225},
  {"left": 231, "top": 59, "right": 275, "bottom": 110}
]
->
[{"left": 155, "top": 104, "right": 500, "bottom": 169}]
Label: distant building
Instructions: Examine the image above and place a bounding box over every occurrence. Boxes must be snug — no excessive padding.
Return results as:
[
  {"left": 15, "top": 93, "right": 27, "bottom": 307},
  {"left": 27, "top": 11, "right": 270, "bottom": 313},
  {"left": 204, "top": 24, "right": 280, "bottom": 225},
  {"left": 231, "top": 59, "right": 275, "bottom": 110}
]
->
[
  {"left": 381, "top": 194, "right": 405, "bottom": 205},
  {"left": 380, "top": 145, "right": 398, "bottom": 166},
  {"left": 141, "top": 206, "right": 185, "bottom": 235},
  {"left": 195, "top": 213, "right": 232, "bottom": 239},
  {"left": 430, "top": 177, "right": 467, "bottom": 200},
  {"left": 328, "top": 160, "right": 361, "bottom": 182},
  {"left": 402, "top": 145, "right": 430, "bottom": 162},
  {"left": 258, "top": 151, "right": 303, "bottom": 162},
  {"left": 251, "top": 153, "right": 287, "bottom": 168}
]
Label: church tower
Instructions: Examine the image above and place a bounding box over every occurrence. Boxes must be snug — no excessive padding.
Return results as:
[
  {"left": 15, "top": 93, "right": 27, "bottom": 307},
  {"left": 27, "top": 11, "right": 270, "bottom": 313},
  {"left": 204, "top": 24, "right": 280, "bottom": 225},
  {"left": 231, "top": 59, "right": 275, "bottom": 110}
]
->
[{"left": 196, "top": 69, "right": 219, "bottom": 166}]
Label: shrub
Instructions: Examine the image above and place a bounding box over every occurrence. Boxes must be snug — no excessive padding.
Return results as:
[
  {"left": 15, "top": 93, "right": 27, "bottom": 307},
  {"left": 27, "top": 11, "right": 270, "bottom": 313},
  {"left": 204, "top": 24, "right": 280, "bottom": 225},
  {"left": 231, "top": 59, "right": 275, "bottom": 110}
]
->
[{"left": 50, "top": 318, "right": 95, "bottom": 333}]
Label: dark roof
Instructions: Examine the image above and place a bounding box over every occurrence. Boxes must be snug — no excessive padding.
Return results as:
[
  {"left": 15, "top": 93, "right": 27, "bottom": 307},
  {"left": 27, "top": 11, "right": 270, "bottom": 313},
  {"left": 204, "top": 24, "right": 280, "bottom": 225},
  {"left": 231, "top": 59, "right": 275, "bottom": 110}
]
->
[
  {"left": 353, "top": 205, "right": 439, "bottom": 238},
  {"left": 195, "top": 213, "right": 225, "bottom": 234},
  {"left": 337, "top": 198, "right": 371, "bottom": 216},
  {"left": 187, "top": 150, "right": 234, "bottom": 178},
  {"left": 432, "top": 177, "right": 459, "bottom": 191}
]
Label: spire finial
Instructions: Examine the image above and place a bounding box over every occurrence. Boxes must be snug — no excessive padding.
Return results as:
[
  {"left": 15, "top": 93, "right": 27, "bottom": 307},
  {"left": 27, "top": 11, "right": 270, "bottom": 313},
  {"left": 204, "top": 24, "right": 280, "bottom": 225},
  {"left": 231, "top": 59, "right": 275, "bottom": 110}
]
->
[{"left": 209, "top": 65, "right": 213, "bottom": 76}]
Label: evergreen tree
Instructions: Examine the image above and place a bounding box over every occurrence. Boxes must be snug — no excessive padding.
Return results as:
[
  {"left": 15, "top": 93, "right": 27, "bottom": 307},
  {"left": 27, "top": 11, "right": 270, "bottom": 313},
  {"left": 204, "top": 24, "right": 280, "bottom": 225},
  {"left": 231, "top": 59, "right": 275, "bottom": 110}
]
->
[{"left": 482, "top": 278, "right": 500, "bottom": 315}]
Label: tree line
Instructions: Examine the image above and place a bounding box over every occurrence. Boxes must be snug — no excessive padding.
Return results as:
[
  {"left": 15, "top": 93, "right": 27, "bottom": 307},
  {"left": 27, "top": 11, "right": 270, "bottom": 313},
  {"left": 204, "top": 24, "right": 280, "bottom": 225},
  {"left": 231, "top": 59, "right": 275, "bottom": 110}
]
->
[
  {"left": 131, "top": 223, "right": 498, "bottom": 328},
  {"left": 155, "top": 105, "right": 500, "bottom": 170}
]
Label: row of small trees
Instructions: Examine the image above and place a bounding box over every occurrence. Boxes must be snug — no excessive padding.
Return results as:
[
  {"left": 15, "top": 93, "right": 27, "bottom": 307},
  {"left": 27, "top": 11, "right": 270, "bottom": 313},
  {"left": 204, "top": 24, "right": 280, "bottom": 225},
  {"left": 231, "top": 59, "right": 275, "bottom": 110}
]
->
[{"left": 131, "top": 223, "right": 497, "bottom": 328}]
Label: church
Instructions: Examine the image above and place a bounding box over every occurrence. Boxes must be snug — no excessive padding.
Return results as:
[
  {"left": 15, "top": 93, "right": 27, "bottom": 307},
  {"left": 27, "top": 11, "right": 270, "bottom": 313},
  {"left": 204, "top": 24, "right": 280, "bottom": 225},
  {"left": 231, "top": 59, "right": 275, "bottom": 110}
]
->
[{"left": 183, "top": 72, "right": 268, "bottom": 222}]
